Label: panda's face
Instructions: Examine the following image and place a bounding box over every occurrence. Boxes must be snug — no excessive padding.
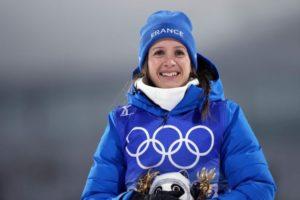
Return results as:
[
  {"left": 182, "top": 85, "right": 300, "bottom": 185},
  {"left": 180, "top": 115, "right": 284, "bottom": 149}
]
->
[{"left": 149, "top": 172, "right": 193, "bottom": 200}]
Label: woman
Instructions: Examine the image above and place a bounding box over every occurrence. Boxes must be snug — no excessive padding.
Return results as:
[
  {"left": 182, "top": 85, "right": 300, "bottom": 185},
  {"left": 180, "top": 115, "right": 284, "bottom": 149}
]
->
[{"left": 81, "top": 10, "right": 276, "bottom": 200}]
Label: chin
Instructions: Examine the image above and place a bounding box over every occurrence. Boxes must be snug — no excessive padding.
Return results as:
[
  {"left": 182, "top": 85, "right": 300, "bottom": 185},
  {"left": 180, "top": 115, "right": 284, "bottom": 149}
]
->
[
  {"left": 162, "top": 82, "right": 184, "bottom": 88},
  {"left": 160, "top": 84, "right": 179, "bottom": 88}
]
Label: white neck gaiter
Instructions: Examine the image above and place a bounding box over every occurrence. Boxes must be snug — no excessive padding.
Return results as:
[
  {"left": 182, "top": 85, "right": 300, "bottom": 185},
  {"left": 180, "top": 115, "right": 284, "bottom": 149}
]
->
[{"left": 134, "top": 78, "right": 199, "bottom": 111}]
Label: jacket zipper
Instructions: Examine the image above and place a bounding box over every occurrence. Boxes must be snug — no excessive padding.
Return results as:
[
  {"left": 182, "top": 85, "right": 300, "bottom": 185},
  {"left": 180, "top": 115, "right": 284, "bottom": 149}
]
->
[{"left": 162, "top": 112, "right": 169, "bottom": 126}]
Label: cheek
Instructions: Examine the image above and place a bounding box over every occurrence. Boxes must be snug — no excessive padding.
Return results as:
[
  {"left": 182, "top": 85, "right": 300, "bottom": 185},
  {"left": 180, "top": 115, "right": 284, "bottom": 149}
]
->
[
  {"left": 180, "top": 63, "right": 192, "bottom": 75},
  {"left": 177, "top": 58, "right": 191, "bottom": 71},
  {"left": 148, "top": 68, "right": 156, "bottom": 80},
  {"left": 147, "top": 61, "right": 160, "bottom": 75},
  {"left": 148, "top": 59, "right": 160, "bottom": 69},
  {"left": 184, "top": 65, "right": 191, "bottom": 74}
]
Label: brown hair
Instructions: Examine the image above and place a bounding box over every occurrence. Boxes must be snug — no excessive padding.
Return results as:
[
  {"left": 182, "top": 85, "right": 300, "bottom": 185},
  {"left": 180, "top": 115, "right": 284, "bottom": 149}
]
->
[
  {"left": 193, "top": 65, "right": 212, "bottom": 120},
  {"left": 132, "top": 59, "right": 213, "bottom": 120}
]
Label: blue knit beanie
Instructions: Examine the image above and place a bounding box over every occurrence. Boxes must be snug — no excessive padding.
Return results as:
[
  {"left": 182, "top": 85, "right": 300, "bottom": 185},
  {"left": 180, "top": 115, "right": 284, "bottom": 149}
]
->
[{"left": 133, "top": 10, "right": 198, "bottom": 76}]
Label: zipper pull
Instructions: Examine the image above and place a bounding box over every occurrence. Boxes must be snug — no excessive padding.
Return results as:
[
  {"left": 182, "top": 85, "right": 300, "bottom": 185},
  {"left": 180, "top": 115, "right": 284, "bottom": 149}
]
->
[{"left": 162, "top": 113, "right": 168, "bottom": 125}]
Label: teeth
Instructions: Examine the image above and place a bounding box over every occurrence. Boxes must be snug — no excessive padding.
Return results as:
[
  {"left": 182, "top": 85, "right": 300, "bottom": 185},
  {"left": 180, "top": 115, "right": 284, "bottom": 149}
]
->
[{"left": 161, "top": 72, "right": 178, "bottom": 77}]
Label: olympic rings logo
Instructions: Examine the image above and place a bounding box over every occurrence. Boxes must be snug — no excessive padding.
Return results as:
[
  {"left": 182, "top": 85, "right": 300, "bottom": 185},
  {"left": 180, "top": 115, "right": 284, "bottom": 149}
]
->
[{"left": 125, "top": 125, "right": 214, "bottom": 170}]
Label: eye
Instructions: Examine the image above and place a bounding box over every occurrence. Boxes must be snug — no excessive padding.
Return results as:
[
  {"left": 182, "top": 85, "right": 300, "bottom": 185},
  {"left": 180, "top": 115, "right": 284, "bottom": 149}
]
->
[
  {"left": 175, "top": 49, "right": 185, "bottom": 56},
  {"left": 153, "top": 49, "right": 165, "bottom": 56},
  {"left": 154, "top": 186, "right": 162, "bottom": 194},
  {"left": 171, "top": 184, "right": 183, "bottom": 192}
]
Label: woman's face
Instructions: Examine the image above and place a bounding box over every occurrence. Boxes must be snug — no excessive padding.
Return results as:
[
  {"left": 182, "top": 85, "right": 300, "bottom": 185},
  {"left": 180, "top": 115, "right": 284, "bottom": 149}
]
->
[{"left": 147, "top": 39, "right": 192, "bottom": 88}]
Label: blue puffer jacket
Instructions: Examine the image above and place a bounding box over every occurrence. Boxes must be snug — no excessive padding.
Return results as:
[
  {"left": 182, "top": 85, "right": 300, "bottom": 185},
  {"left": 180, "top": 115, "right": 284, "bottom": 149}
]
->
[{"left": 81, "top": 56, "right": 276, "bottom": 200}]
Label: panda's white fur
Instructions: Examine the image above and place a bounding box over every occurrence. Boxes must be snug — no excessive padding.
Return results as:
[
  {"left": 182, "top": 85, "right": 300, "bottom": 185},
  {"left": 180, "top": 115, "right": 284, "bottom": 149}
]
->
[{"left": 149, "top": 171, "right": 194, "bottom": 200}]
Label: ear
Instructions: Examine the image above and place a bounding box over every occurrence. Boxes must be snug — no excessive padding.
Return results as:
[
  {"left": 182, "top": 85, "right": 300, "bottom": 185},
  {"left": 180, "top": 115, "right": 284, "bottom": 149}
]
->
[{"left": 179, "top": 170, "right": 189, "bottom": 179}]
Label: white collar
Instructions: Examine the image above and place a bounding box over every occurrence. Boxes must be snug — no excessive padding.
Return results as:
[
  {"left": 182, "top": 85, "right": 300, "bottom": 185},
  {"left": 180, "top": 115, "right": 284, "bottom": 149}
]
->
[{"left": 134, "top": 78, "right": 199, "bottom": 111}]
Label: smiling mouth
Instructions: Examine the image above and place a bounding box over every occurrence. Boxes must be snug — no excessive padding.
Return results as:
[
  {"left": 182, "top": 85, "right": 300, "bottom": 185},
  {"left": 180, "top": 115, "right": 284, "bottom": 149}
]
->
[{"left": 159, "top": 72, "right": 180, "bottom": 77}]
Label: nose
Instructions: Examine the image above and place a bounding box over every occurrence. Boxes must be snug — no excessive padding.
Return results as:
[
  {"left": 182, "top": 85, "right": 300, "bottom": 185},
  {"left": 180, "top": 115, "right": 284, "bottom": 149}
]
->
[{"left": 163, "top": 55, "right": 176, "bottom": 67}]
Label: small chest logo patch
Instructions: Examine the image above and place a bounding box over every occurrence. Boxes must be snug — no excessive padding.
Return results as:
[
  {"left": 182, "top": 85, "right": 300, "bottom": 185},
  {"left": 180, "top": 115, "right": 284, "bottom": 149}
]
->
[{"left": 120, "top": 105, "right": 134, "bottom": 116}]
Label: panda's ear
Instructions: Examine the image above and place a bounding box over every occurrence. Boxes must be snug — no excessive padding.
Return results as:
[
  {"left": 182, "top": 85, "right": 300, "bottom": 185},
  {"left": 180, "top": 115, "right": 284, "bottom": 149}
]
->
[{"left": 179, "top": 170, "right": 189, "bottom": 179}]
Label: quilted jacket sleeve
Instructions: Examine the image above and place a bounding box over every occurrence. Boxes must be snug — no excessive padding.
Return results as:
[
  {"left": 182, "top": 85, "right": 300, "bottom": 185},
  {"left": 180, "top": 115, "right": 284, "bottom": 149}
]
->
[
  {"left": 217, "top": 101, "right": 276, "bottom": 200},
  {"left": 81, "top": 112, "right": 133, "bottom": 200}
]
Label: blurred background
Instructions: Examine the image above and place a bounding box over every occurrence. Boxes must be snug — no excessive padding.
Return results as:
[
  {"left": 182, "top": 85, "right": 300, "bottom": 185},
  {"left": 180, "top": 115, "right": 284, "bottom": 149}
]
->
[{"left": 0, "top": 0, "right": 299, "bottom": 199}]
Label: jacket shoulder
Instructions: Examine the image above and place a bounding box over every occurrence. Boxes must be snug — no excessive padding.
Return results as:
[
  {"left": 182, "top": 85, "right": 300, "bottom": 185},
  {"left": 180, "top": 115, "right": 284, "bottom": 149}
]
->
[
  {"left": 209, "top": 99, "right": 241, "bottom": 128},
  {"left": 210, "top": 99, "right": 240, "bottom": 115},
  {"left": 105, "top": 104, "right": 138, "bottom": 149},
  {"left": 211, "top": 98, "right": 240, "bottom": 108}
]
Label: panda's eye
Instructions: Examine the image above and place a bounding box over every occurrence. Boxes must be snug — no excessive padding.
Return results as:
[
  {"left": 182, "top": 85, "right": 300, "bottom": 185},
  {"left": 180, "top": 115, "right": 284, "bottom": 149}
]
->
[
  {"left": 171, "top": 184, "right": 183, "bottom": 192},
  {"left": 154, "top": 186, "right": 162, "bottom": 194}
]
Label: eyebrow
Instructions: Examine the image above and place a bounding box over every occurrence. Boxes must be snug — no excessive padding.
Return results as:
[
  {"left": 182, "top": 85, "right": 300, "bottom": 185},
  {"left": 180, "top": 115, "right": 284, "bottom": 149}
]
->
[{"left": 151, "top": 46, "right": 186, "bottom": 51}]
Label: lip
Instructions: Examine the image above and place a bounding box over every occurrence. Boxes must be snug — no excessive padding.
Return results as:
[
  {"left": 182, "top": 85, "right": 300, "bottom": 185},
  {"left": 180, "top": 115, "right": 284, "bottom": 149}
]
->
[
  {"left": 158, "top": 71, "right": 182, "bottom": 83},
  {"left": 159, "top": 71, "right": 180, "bottom": 77}
]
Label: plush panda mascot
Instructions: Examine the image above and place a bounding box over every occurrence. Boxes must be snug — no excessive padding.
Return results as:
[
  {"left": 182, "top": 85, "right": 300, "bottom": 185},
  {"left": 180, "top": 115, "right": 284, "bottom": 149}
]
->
[
  {"left": 132, "top": 169, "right": 215, "bottom": 200},
  {"left": 149, "top": 171, "right": 193, "bottom": 200}
]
